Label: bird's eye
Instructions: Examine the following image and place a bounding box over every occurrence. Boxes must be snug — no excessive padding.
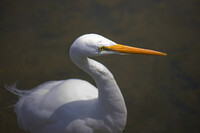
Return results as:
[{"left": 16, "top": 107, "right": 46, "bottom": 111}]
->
[{"left": 98, "top": 46, "right": 105, "bottom": 51}]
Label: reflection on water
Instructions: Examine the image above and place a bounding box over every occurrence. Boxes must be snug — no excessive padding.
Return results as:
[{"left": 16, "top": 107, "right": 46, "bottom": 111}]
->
[{"left": 1, "top": 0, "right": 200, "bottom": 133}]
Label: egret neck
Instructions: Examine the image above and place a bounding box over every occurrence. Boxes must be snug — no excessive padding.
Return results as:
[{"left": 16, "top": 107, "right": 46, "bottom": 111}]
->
[{"left": 70, "top": 56, "right": 127, "bottom": 114}]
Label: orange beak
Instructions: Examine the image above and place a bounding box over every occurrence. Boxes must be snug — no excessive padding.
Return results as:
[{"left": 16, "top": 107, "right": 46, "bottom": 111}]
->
[{"left": 105, "top": 44, "right": 167, "bottom": 56}]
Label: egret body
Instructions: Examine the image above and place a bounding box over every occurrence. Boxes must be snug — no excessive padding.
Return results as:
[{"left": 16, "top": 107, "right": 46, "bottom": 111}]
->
[{"left": 7, "top": 34, "right": 166, "bottom": 133}]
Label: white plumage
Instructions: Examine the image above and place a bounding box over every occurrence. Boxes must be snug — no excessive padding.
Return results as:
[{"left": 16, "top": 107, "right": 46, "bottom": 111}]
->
[{"left": 6, "top": 34, "right": 166, "bottom": 133}]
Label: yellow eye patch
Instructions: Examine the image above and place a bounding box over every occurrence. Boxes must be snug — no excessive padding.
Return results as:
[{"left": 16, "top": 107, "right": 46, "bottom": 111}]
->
[{"left": 98, "top": 46, "right": 105, "bottom": 51}]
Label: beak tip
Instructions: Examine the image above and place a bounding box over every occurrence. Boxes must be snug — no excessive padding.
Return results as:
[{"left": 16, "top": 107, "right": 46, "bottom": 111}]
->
[{"left": 162, "top": 53, "right": 167, "bottom": 56}]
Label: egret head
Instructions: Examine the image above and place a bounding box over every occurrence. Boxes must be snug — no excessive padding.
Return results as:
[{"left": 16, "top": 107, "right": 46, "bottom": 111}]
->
[
  {"left": 70, "top": 34, "right": 117, "bottom": 58},
  {"left": 70, "top": 33, "right": 166, "bottom": 59}
]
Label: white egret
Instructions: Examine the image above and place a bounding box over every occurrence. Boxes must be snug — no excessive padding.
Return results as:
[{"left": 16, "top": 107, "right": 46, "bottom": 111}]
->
[{"left": 6, "top": 34, "right": 166, "bottom": 133}]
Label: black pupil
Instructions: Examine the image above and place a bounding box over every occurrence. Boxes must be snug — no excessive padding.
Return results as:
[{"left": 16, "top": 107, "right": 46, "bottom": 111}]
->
[{"left": 99, "top": 47, "right": 104, "bottom": 51}]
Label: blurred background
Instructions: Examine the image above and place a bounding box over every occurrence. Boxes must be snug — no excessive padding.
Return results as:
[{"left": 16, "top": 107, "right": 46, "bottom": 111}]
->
[{"left": 0, "top": 0, "right": 200, "bottom": 133}]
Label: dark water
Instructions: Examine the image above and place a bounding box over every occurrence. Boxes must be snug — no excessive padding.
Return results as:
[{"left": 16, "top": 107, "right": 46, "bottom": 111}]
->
[{"left": 0, "top": 0, "right": 200, "bottom": 133}]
